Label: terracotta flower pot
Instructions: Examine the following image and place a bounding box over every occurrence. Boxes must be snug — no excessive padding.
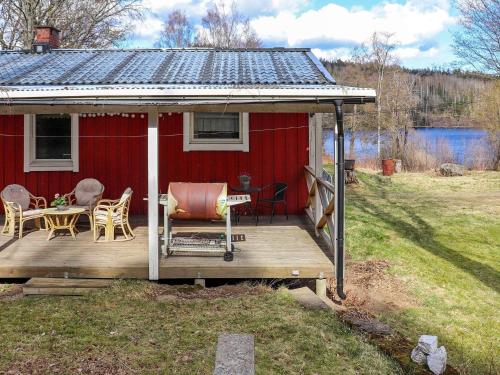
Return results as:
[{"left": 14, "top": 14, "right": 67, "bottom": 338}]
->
[{"left": 382, "top": 159, "right": 395, "bottom": 176}]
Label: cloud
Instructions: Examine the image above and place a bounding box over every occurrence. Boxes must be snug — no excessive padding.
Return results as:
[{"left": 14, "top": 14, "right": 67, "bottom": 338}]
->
[
  {"left": 394, "top": 46, "right": 439, "bottom": 59},
  {"left": 251, "top": 1, "right": 455, "bottom": 60},
  {"left": 311, "top": 48, "right": 353, "bottom": 61},
  {"left": 141, "top": 0, "right": 307, "bottom": 20},
  {"left": 131, "top": 0, "right": 455, "bottom": 65},
  {"left": 133, "top": 0, "right": 309, "bottom": 46},
  {"left": 132, "top": 14, "right": 164, "bottom": 38}
]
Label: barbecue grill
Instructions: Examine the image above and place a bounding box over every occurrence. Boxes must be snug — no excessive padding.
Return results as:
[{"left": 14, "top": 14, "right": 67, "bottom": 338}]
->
[{"left": 160, "top": 182, "right": 250, "bottom": 259}]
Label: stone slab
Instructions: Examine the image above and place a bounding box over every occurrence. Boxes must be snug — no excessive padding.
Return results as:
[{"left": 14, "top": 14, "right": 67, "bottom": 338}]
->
[
  {"left": 289, "top": 287, "right": 329, "bottom": 310},
  {"left": 213, "top": 333, "right": 254, "bottom": 375}
]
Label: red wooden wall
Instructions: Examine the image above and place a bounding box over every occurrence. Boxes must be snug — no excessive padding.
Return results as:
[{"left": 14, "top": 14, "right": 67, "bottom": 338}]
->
[
  {"left": 0, "top": 113, "right": 309, "bottom": 215},
  {"left": 0, "top": 114, "right": 148, "bottom": 213}
]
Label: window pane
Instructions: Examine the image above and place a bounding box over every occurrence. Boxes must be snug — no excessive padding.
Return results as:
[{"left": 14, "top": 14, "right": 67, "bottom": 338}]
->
[
  {"left": 194, "top": 112, "right": 239, "bottom": 139},
  {"left": 35, "top": 114, "right": 72, "bottom": 159}
]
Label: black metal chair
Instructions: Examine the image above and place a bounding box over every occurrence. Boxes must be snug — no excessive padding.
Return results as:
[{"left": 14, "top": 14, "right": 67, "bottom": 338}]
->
[{"left": 256, "top": 182, "right": 288, "bottom": 224}]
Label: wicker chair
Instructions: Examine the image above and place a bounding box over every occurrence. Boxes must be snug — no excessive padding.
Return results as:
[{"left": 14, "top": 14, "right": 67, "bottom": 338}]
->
[
  {"left": 93, "top": 187, "right": 134, "bottom": 242},
  {"left": 63, "top": 178, "right": 104, "bottom": 227},
  {"left": 1, "top": 184, "right": 47, "bottom": 238}
]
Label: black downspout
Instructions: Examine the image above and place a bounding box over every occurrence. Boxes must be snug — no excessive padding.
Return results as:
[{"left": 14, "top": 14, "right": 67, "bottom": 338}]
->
[{"left": 334, "top": 100, "right": 346, "bottom": 300}]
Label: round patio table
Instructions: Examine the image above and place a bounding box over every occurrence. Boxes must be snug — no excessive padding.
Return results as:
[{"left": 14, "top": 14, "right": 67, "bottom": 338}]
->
[{"left": 43, "top": 207, "right": 85, "bottom": 241}]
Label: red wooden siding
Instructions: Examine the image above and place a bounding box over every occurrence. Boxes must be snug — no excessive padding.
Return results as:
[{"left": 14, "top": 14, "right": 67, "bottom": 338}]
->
[
  {"left": 0, "top": 114, "right": 148, "bottom": 214},
  {"left": 158, "top": 113, "right": 309, "bottom": 215},
  {"left": 0, "top": 113, "right": 308, "bottom": 215}
]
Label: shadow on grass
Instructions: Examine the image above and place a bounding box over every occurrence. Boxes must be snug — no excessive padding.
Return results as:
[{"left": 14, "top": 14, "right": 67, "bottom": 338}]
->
[{"left": 348, "top": 174, "right": 500, "bottom": 293}]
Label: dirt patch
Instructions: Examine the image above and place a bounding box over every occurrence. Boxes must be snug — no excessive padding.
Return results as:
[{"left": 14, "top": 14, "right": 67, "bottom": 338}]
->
[
  {"left": 339, "top": 309, "right": 392, "bottom": 336},
  {"left": 150, "top": 283, "right": 268, "bottom": 301},
  {"left": 327, "top": 260, "right": 460, "bottom": 374},
  {"left": 329, "top": 259, "right": 418, "bottom": 314},
  {"left": 0, "top": 285, "right": 23, "bottom": 301}
]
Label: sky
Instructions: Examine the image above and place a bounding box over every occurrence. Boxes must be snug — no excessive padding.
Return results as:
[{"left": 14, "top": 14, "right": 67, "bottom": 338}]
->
[{"left": 129, "top": 0, "right": 460, "bottom": 70}]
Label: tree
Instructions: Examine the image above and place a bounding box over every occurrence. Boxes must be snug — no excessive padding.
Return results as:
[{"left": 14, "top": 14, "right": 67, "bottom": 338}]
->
[
  {"left": 0, "top": 0, "right": 142, "bottom": 49},
  {"left": 195, "top": 1, "right": 261, "bottom": 48},
  {"left": 452, "top": 0, "right": 500, "bottom": 74},
  {"left": 353, "top": 32, "right": 398, "bottom": 158},
  {"left": 472, "top": 80, "right": 500, "bottom": 170},
  {"left": 156, "top": 10, "right": 194, "bottom": 48},
  {"left": 383, "top": 71, "right": 419, "bottom": 168},
  {"left": 329, "top": 57, "right": 378, "bottom": 158}
]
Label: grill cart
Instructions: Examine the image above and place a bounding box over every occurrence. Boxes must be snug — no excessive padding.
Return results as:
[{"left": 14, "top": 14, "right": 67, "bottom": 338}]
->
[{"left": 160, "top": 183, "right": 250, "bottom": 260}]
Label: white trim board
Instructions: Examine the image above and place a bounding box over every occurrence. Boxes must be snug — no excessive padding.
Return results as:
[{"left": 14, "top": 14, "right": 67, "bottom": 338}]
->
[
  {"left": 183, "top": 112, "right": 249, "bottom": 152},
  {"left": 23, "top": 113, "right": 79, "bottom": 172},
  {"left": 147, "top": 109, "right": 160, "bottom": 280}
]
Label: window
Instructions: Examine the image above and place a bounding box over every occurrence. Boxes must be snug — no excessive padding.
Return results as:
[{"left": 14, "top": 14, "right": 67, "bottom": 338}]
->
[
  {"left": 24, "top": 114, "right": 79, "bottom": 172},
  {"left": 183, "top": 112, "right": 249, "bottom": 151}
]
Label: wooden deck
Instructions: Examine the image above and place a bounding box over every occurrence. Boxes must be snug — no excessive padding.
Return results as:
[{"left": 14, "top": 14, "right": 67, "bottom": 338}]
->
[{"left": 0, "top": 215, "right": 334, "bottom": 280}]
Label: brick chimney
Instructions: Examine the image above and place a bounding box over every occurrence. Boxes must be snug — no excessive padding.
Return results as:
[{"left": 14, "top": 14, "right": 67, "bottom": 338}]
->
[{"left": 33, "top": 26, "right": 60, "bottom": 53}]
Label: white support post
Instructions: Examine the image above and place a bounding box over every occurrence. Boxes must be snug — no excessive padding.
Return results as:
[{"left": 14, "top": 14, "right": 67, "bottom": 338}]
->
[
  {"left": 314, "top": 114, "right": 323, "bottom": 232},
  {"left": 148, "top": 108, "right": 159, "bottom": 280},
  {"left": 226, "top": 207, "right": 232, "bottom": 252},
  {"left": 308, "top": 113, "right": 323, "bottom": 234},
  {"left": 162, "top": 204, "right": 169, "bottom": 255}
]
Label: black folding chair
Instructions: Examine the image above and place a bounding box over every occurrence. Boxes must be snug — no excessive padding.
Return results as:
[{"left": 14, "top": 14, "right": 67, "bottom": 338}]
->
[{"left": 256, "top": 182, "right": 288, "bottom": 224}]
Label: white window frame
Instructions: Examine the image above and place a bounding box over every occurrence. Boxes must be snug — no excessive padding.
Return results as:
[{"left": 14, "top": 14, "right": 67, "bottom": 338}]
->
[
  {"left": 183, "top": 112, "right": 249, "bottom": 152},
  {"left": 24, "top": 114, "right": 79, "bottom": 172}
]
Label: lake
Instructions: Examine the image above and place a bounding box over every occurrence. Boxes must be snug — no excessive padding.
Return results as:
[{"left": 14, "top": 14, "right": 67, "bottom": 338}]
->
[{"left": 323, "top": 127, "right": 490, "bottom": 165}]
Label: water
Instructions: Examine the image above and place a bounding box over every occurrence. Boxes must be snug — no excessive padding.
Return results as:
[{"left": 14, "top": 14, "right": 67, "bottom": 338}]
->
[{"left": 323, "top": 127, "right": 490, "bottom": 165}]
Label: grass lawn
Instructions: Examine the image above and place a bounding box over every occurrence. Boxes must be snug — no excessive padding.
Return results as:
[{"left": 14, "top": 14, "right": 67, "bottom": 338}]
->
[
  {"left": 0, "top": 283, "right": 400, "bottom": 374},
  {"left": 0, "top": 171, "right": 498, "bottom": 374},
  {"left": 344, "top": 170, "right": 499, "bottom": 374}
]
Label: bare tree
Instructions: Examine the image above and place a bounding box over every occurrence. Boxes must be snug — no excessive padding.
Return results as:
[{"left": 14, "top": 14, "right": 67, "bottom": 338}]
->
[
  {"left": 472, "top": 80, "right": 500, "bottom": 169},
  {"left": 195, "top": 1, "right": 261, "bottom": 48},
  {"left": 353, "top": 32, "right": 398, "bottom": 158},
  {"left": 156, "top": 10, "right": 193, "bottom": 48},
  {"left": 0, "top": 0, "right": 143, "bottom": 49},
  {"left": 384, "top": 71, "right": 419, "bottom": 167},
  {"left": 453, "top": 0, "right": 500, "bottom": 74}
]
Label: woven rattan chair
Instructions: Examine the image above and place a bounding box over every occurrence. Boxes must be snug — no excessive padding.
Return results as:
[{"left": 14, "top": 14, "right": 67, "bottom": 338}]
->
[
  {"left": 1, "top": 184, "right": 47, "bottom": 238},
  {"left": 63, "top": 178, "right": 104, "bottom": 227},
  {"left": 93, "top": 187, "right": 134, "bottom": 242}
]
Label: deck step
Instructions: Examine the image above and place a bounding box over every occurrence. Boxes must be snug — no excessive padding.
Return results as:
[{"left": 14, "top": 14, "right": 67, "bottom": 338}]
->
[{"left": 23, "top": 278, "right": 112, "bottom": 296}]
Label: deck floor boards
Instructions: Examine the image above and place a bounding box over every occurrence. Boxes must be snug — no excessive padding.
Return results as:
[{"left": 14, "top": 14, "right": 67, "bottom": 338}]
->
[{"left": 0, "top": 215, "right": 334, "bottom": 279}]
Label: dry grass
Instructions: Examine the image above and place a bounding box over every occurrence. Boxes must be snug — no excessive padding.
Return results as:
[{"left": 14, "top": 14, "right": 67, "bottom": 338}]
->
[{"left": 0, "top": 281, "right": 401, "bottom": 375}]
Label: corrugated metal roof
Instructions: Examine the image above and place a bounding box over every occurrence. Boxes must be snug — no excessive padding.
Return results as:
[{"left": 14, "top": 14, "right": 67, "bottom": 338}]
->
[{"left": 0, "top": 48, "right": 336, "bottom": 87}]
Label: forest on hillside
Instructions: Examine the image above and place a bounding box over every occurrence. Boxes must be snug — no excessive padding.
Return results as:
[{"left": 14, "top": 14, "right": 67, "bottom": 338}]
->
[
  {"left": 320, "top": 42, "right": 499, "bottom": 171},
  {"left": 322, "top": 59, "right": 497, "bottom": 128}
]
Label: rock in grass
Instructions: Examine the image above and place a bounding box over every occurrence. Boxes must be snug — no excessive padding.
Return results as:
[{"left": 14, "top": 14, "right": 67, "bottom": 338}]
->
[
  {"left": 417, "top": 335, "right": 438, "bottom": 354},
  {"left": 439, "top": 163, "right": 465, "bottom": 177},
  {"left": 427, "top": 346, "right": 447, "bottom": 374},
  {"left": 411, "top": 347, "right": 427, "bottom": 365}
]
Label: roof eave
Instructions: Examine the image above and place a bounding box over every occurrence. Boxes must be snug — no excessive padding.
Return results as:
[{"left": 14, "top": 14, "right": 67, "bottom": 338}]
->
[{"left": 0, "top": 85, "right": 375, "bottom": 101}]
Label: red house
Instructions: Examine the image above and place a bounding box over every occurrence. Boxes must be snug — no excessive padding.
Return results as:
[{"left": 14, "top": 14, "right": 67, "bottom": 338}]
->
[{"left": 0, "top": 27, "right": 375, "bottom": 298}]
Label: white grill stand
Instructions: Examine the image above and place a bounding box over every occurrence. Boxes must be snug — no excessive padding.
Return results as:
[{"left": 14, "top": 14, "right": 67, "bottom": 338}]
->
[{"left": 160, "top": 194, "right": 250, "bottom": 258}]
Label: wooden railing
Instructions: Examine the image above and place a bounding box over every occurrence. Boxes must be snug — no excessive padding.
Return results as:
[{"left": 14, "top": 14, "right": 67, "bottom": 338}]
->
[{"left": 304, "top": 165, "right": 335, "bottom": 256}]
